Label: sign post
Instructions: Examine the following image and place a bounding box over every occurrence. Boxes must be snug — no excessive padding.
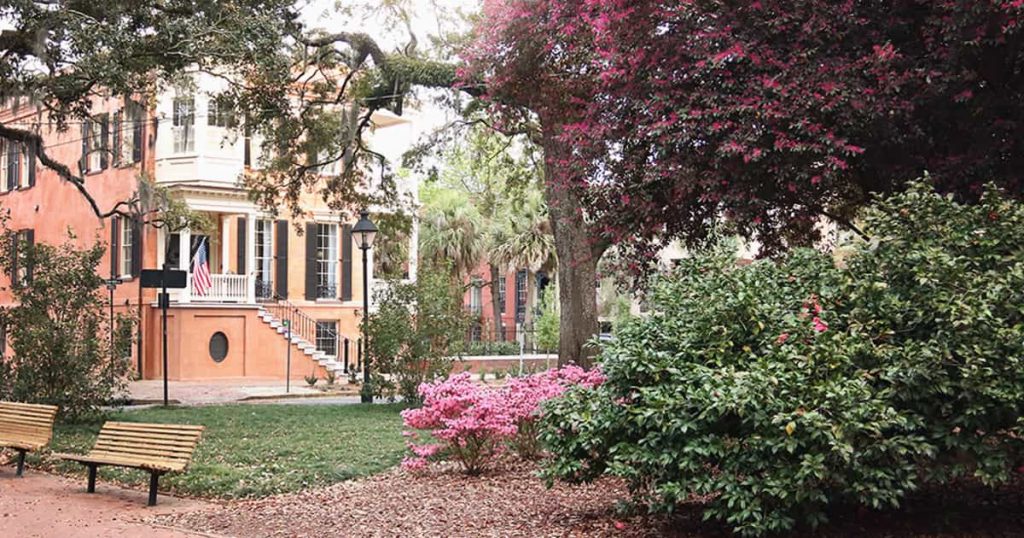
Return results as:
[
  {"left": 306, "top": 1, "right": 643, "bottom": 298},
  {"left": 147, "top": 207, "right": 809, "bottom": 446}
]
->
[
  {"left": 141, "top": 267, "right": 187, "bottom": 406},
  {"left": 284, "top": 319, "right": 291, "bottom": 394},
  {"left": 104, "top": 277, "right": 123, "bottom": 384}
]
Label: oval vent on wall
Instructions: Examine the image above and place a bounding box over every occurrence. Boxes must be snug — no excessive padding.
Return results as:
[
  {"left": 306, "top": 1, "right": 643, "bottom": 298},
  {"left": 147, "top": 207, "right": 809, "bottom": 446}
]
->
[{"left": 209, "top": 332, "right": 229, "bottom": 363}]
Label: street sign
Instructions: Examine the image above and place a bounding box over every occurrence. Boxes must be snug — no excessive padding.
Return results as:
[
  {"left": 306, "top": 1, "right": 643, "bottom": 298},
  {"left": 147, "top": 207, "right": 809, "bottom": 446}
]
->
[{"left": 141, "top": 269, "right": 187, "bottom": 289}]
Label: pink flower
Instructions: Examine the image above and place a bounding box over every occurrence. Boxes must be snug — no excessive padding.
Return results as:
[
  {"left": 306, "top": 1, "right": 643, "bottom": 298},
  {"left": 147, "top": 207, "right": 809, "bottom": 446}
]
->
[
  {"left": 401, "top": 366, "right": 605, "bottom": 473},
  {"left": 812, "top": 317, "right": 829, "bottom": 332},
  {"left": 776, "top": 333, "right": 790, "bottom": 344}
]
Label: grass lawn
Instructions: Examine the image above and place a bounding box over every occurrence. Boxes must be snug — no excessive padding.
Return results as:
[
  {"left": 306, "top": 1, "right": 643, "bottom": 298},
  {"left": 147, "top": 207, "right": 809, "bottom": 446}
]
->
[{"left": 27, "top": 403, "right": 407, "bottom": 499}]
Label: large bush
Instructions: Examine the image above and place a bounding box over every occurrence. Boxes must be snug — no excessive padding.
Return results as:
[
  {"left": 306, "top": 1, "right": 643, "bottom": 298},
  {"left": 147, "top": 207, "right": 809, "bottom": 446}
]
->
[
  {"left": 368, "top": 263, "right": 470, "bottom": 404},
  {"left": 540, "top": 182, "right": 1024, "bottom": 536},
  {"left": 0, "top": 233, "right": 134, "bottom": 421}
]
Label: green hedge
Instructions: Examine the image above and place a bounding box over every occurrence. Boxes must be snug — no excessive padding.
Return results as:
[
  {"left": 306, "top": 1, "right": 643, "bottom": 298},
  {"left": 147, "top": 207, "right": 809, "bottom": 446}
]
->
[{"left": 540, "top": 182, "right": 1024, "bottom": 536}]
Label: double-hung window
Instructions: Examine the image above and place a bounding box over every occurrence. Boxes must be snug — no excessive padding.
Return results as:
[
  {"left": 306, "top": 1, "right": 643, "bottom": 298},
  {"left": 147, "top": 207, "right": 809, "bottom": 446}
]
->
[
  {"left": 114, "top": 101, "right": 142, "bottom": 165},
  {"left": 87, "top": 115, "right": 107, "bottom": 172},
  {"left": 316, "top": 223, "right": 338, "bottom": 298},
  {"left": 315, "top": 320, "right": 338, "bottom": 357},
  {"left": 469, "top": 277, "right": 483, "bottom": 315},
  {"left": 172, "top": 96, "right": 195, "bottom": 153},
  {"left": 255, "top": 219, "right": 273, "bottom": 298},
  {"left": 119, "top": 218, "right": 134, "bottom": 277}
]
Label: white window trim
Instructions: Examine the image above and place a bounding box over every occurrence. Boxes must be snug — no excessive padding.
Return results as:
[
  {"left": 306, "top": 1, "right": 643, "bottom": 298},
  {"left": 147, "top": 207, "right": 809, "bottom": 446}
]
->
[
  {"left": 119, "top": 219, "right": 133, "bottom": 278},
  {"left": 316, "top": 223, "right": 339, "bottom": 298}
]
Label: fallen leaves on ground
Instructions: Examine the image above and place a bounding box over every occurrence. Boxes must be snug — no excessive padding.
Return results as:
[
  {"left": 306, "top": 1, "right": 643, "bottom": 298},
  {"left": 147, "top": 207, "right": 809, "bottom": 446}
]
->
[{"left": 153, "top": 459, "right": 695, "bottom": 538}]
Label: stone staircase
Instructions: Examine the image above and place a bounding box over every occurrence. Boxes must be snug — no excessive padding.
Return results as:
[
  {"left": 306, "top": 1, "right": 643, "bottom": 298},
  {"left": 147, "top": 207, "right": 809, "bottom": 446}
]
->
[{"left": 256, "top": 305, "right": 348, "bottom": 376}]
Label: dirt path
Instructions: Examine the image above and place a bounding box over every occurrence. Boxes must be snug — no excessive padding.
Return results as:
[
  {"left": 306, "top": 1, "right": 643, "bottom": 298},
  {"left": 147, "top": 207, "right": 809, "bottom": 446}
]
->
[{"left": 0, "top": 466, "right": 218, "bottom": 538}]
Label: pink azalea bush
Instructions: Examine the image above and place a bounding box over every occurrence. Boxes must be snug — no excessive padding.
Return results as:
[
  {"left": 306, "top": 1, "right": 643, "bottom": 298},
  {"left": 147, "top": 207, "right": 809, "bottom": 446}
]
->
[{"left": 400, "top": 366, "right": 605, "bottom": 474}]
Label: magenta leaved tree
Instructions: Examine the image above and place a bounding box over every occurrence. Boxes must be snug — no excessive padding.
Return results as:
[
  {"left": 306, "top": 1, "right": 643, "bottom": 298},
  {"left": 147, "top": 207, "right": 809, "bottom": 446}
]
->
[{"left": 542, "top": 0, "right": 1024, "bottom": 258}]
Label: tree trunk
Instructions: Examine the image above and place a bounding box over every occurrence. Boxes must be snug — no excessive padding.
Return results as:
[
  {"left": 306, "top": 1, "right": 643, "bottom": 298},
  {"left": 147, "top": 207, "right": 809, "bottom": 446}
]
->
[
  {"left": 540, "top": 125, "right": 603, "bottom": 368},
  {"left": 489, "top": 263, "right": 504, "bottom": 341}
]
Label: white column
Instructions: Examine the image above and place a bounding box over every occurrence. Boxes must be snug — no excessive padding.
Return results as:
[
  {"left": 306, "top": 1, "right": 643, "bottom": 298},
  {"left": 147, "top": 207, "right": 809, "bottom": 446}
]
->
[
  {"left": 245, "top": 213, "right": 256, "bottom": 303},
  {"left": 220, "top": 214, "right": 230, "bottom": 274},
  {"left": 178, "top": 228, "right": 192, "bottom": 303}
]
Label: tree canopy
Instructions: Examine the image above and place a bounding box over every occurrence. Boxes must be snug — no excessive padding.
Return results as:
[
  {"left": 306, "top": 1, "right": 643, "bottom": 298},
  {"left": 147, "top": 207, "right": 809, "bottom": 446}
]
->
[{"left": 549, "top": 0, "right": 1024, "bottom": 258}]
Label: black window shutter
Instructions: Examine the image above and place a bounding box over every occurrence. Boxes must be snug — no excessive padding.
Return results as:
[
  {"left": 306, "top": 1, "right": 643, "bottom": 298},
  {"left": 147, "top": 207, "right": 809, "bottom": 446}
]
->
[
  {"left": 112, "top": 111, "right": 122, "bottom": 166},
  {"left": 304, "top": 222, "right": 317, "bottom": 300},
  {"left": 80, "top": 121, "right": 90, "bottom": 173},
  {"left": 110, "top": 216, "right": 120, "bottom": 276},
  {"left": 274, "top": 219, "right": 288, "bottom": 299},
  {"left": 341, "top": 224, "right": 352, "bottom": 301},
  {"left": 26, "top": 140, "right": 35, "bottom": 187},
  {"left": 23, "top": 230, "right": 34, "bottom": 284},
  {"left": 131, "top": 219, "right": 142, "bottom": 277},
  {"left": 236, "top": 217, "right": 247, "bottom": 274},
  {"left": 132, "top": 105, "right": 143, "bottom": 164},
  {"left": 99, "top": 114, "right": 110, "bottom": 170}
]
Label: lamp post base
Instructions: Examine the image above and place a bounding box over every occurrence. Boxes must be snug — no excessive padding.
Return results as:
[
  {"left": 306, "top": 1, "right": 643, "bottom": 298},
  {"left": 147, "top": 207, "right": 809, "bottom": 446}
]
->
[{"left": 360, "top": 382, "right": 374, "bottom": 404}]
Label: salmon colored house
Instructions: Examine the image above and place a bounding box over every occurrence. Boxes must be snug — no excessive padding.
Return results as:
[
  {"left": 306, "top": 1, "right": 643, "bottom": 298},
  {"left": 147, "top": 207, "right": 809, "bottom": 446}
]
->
[{"left": 0, "top": 73, "right": 418, "bottom": 381}]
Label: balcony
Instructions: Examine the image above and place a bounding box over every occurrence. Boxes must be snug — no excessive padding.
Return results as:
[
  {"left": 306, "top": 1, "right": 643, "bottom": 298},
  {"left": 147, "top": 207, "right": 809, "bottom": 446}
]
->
[{"left": 190, "top": 274, "right": 250, "bottom": 303}]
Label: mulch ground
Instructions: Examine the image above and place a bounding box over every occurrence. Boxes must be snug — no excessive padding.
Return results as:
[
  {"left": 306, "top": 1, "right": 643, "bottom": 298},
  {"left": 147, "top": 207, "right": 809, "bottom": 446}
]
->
[
  {"left": 154, "top": 459, "right": 690, "bottom": 538},
  {"left": 154, "top": 461, "right": 1024, "bottom": 538}
]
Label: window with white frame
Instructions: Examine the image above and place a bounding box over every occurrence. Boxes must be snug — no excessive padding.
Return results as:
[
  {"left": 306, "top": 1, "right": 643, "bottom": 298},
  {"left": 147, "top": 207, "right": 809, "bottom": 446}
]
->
[
  {"left": 255, "top": 219, "right": 273, "bottom": 298},
  {"left": 119, "top": 218, "right": 134, "bottom": 277},
  {"left": 118, "top": 102, "right": 141, "bottom": 165},
  {"left": 316, "top": 223, "right": 338, "bottom": 298},
  {"left": 469, "top": 277, "right": 483, "bottom": 314},
  {"left": 172, "top": 96, "right": 195, "bottom": 153},
  {"left": 88, "top": 115, "right": 106, "bottom": 172},
  {"left": 315, "top": 320, "right": 338, "bottom": 356},
  {"left": 207, "top": 96, "right": 235, "bottom": 128}
]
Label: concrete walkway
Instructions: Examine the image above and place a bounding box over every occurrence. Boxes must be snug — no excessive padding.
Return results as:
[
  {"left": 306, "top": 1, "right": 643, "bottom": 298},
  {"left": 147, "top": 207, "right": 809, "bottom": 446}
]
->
[
  {"left": 0, "top": 467, "right": 216, "bottom": 537},
  {"left": 128, "top": 379, "right": 359, "bottom": 406}
]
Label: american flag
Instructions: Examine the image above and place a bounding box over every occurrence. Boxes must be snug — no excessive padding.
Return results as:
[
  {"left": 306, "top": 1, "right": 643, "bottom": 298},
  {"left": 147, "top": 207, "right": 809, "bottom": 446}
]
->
[{"left": 191, "top": 238, "right": 212, "bottom": 296}]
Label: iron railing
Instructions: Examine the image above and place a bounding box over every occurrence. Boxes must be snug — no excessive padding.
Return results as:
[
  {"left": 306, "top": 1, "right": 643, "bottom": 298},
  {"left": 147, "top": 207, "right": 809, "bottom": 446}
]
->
[
  {"left": 262, "top": 298, "right": 361, "bottom": 373},
  {"left": 254, "top": 278, "right": 274, "bottom": 300}
]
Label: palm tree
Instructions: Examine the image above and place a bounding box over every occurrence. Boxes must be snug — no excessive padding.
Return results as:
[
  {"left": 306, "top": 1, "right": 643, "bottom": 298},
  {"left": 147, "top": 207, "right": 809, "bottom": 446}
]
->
[
  {"left": 492, "top": 190, "right": 555, "bottom": 331},
  {"left": 419, "top": 187, "right": 484, "bottom": 281}
]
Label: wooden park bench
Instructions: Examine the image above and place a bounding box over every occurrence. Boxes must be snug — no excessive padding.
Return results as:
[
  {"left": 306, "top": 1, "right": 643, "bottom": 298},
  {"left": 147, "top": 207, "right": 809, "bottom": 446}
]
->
[
  {"left": 54, "top": 421, "right": 204, "bottom": 506},
  {"left": 0, "top": 401, "right": 59, "bottom": 477}
]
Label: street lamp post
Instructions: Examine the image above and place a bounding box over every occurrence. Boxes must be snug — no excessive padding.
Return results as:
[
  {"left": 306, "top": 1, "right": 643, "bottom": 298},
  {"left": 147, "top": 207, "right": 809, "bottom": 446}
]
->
[{"left": 353, "top": 210, "right": 377, "bottom": 404}]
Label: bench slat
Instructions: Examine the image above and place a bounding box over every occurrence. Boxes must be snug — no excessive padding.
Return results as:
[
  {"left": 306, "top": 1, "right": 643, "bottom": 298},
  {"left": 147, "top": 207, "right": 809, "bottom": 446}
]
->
[
  {"left": 99, "top": 428, "right": 203, "bottom": 444},
  {"left": 105, "top": 422, "right": 204, "bottom": 433},
  {"left": 0, "top": 401, "right": 58, "bottom": 455},
  {"left": 56, "top": 453, "right": 187, "bottom": 473},
  {"left": 91, "top": 443, "right": 197, "bottom": 460}
]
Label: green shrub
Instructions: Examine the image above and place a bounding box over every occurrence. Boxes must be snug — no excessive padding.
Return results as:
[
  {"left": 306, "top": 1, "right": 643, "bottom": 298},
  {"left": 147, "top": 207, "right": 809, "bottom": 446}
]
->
[
  {"left": 367, "top": 263, "right": 470, "bottom": 404},
  {"left": 465, "top": 340, "right": 520, "bottom": 356},
  {"left": 535, "top": 293, "right": 559, "bottom": 352},
  {"left": 540, "top": 181, "right": 1024, "bottom": 536},
  {"left": 0, "top": 232, "right": 134, "bottom": 421}
]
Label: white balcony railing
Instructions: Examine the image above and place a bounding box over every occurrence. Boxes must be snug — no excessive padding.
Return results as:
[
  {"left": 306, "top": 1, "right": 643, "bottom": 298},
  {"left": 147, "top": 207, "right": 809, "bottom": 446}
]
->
[{"left": 189, "top": 274, "right": 250, "bottom": 303}]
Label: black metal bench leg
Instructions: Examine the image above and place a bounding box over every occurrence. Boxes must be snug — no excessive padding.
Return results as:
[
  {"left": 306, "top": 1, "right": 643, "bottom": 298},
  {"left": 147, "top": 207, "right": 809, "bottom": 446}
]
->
[
  {"left": 148, "top": 472, "right": 160, "bottom": 506},
  {"left": 15, "top": 450, "right": 26, "bottom": 477},
  {"left": 86, "top": 464, "right": 97, "bottom": 493}
]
